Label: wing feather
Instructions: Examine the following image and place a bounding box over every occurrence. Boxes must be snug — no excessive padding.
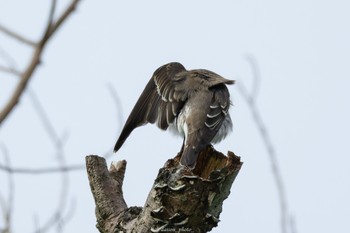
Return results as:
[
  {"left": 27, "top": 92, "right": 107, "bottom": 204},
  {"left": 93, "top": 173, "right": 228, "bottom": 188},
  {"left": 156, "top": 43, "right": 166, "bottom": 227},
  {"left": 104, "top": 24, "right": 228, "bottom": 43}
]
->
[
  {"left": 114, "top": 62, "right": 187, "bottom": 152},
  {"left": 205, "top": 84, "right": 230, "bottom": 132},
  {"left": 114, "top": 78, "right": 159, "bottom": 152}
]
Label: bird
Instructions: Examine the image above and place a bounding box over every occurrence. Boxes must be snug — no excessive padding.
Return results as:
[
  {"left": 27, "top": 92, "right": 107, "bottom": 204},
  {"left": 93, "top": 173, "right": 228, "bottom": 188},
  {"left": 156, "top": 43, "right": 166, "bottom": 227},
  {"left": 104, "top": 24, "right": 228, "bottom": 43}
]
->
[{"left": 114, "top": 62, "right": 234, "bottom": 169}]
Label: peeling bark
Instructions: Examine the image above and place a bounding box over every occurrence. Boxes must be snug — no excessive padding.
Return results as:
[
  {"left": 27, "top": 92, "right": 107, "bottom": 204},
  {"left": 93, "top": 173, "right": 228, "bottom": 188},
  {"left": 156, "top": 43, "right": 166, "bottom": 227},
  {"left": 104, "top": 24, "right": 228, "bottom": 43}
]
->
[{"left": 86, "top": 146, "right": 242, "bottom": 233}]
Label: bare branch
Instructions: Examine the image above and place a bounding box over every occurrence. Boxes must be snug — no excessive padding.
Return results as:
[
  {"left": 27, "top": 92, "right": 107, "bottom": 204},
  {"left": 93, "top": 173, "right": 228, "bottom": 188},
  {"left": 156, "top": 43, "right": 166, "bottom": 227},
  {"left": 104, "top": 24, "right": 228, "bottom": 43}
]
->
[
  {"left": 0, "top": 163, "right": 84, "bottom": 174},
  {"left": 0, "top": 0, "right": 81, "bottom": 126},
  {"left": 244, "top": 54, "right": 261, "bottom": 103},
  {"left": 0, "top": 24, "right": 36, "bottom": 46},
  {"left": 290, "top": 215, "right": 298, "bottom": 233},
  {"left": 237, "top": 56, "right": 290, "bottom": 233},
  {"left": 27, "top": 89, "right": 61, "bottom": 144},
  {"left": 0, "top": 193, "right": 6, "bottom": 232},
  {"left": 0, "top": 64, "right": 21, "bottom": 76},
  {"left": 107, "top": 83, "right": 124, "bottom": 136},
  {"left": 0, "top": 144, "right": 14, "bottom": 233},
  {"left": 41, "top": 0, "right": 57, "bottom": 45},
  {"left": 0, "top": 45, "right": 43, "bottom": 124},
  {"left": 0, "top": 46, "right": 21, "bottom": 75},
  {"left": 44, "top": 0, "right": 80, "bottom": 43}
]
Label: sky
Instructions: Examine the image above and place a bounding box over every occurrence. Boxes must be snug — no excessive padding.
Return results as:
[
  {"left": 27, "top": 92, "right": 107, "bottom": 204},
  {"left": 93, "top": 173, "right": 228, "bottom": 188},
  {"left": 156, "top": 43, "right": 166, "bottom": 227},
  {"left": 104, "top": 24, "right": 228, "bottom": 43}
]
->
[{"left": 1, "top": 0, "right": 350, "bottom": 233}]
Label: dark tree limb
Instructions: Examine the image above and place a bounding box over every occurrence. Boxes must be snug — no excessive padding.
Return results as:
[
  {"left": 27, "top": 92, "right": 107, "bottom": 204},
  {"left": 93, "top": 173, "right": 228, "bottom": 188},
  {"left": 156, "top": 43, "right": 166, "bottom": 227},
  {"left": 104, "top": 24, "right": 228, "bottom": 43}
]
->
[{"left": 86, "top": 146, "right": 242, "bottom": 233}]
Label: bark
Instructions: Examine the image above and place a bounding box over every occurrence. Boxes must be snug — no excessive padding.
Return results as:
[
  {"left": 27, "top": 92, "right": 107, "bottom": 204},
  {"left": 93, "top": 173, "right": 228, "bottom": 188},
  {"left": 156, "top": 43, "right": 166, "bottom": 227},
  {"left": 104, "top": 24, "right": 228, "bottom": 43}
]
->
[{"left": 86, "top": 146, "right": 242, "bottom": 233}]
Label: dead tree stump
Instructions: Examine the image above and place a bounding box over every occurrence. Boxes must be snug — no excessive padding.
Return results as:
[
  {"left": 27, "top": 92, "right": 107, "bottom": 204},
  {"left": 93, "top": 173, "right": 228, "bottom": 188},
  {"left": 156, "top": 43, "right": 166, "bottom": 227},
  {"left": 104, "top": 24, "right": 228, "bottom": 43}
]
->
[{"left": 86, "top": 146, "right": 242, "bottom": 233}]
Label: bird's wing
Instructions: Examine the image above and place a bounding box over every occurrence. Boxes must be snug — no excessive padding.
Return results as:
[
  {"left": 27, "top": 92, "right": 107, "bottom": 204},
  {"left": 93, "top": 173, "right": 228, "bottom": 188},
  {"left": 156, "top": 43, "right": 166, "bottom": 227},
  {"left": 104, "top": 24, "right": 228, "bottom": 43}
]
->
[
  {"left": 205, "top": 84, "right": 231, "bottom": 133},
  {"left": 114, "top": 62, "right": 187, "bottom": 152}
]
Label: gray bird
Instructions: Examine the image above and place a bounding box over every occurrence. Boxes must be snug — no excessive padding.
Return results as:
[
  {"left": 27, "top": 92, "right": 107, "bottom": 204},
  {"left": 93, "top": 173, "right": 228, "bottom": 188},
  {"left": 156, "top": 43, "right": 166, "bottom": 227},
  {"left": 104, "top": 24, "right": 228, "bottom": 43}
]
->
[{"left": 114, "top": 62, "right": 234, "bottom": 168}]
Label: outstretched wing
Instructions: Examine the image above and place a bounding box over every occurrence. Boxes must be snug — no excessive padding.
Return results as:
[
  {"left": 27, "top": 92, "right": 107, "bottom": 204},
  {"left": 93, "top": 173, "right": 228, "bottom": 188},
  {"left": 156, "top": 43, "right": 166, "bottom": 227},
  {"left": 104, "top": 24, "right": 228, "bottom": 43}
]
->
[{"left": 113, "top": 62, "right": 188, "bottom": 152}]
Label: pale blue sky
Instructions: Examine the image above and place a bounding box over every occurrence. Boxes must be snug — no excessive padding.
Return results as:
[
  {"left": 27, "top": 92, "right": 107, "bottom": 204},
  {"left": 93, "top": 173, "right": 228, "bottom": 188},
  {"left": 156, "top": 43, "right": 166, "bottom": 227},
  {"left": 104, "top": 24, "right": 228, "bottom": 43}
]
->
[{"left": 1, "top": 1, "right": 349, "bottom": 233}]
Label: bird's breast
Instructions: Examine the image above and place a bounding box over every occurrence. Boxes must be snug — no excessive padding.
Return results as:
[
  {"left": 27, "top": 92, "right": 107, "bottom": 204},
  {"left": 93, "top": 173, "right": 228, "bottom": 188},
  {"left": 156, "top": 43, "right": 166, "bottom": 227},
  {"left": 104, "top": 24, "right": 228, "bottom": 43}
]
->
[{"left": 168, "top": 104, "right": 190, "bottom": 138}]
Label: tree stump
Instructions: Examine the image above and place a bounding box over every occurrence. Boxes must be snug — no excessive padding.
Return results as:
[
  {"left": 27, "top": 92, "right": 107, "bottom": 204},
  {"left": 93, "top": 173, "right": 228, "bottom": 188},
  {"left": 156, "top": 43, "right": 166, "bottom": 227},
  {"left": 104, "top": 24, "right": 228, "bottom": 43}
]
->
[{"left": 86, "top": 146, "right": 242, "bottom": 233}]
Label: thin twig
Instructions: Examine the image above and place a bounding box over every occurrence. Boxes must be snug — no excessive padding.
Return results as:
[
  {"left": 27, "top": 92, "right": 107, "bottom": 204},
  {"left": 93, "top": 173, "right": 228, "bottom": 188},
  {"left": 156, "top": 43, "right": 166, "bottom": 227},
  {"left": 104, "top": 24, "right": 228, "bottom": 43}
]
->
[
  {"left": 0, "top": 64, "right": 21, "bottom": 76},
  {"left": 0, "top": 46, "right": 21, "bottom": 76},
  {"left": 44, "top": 0, "right": 80, "bottom": 42},
  {"left": 0, "top": 144, "right": 14, "bottom": 233},
  {"left": 0, "top": 163, "right": 84, "bottom": 174},
  {"left": 0, "top": 24, "right": 36, "bottom": 46},
  {"left": 107, "top": 83, "right": 124, "bottom": 136},
  {"left": 43, "top": 0, "right": 57, "bottom": 40},
  {"left": 237, "top": 55, "right": 290, "bottom": 233},
  {"left": 27, "top": 89, "right": 61, "bottom": 144},
  {"left": 0, "top": 192, "right": 6, "bottom": 232},
  {"left": 244, "top": 54, "right": 261, "bottom": 103},
  {"left": 289, "top": 215, "right": 298, "bottom": 233},
  {"left": 56, "top": 198, "right": 77, "bottom": 233},
  {"left": 38, "top": 0, "right": 57, "bottom": 53},
  {"left": 104, "top": 83, "right": 124, "bottom": 158}
]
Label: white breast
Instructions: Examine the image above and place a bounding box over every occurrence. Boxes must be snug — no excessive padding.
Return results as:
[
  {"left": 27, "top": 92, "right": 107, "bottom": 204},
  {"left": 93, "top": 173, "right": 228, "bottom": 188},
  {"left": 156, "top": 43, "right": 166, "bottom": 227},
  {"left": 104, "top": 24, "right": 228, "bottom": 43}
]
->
[{"left": 168, "top": 104, "right": 190, "bottom": 138}]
